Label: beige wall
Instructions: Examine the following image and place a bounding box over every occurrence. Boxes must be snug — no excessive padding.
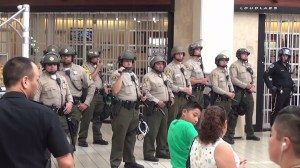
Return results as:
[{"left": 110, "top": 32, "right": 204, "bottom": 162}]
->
[
  {"left": 174, "top": 0, "right": 193, "bottom": 60},
  {"left": 233, "top": 12, "right": 259, "bottom": 123}
]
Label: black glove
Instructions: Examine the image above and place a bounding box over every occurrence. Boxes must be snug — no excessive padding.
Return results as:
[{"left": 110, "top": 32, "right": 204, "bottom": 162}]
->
[{"left": 271, "top": 86, "right": 278, "bottom": 93}]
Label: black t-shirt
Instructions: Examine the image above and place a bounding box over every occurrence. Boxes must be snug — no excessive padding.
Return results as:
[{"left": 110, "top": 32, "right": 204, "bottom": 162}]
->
[{"left": 0, "top": 92, "right": 72, "bottom": 168}]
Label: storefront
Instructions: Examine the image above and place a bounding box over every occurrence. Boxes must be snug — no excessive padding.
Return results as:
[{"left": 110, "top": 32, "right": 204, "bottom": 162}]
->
[
  {"left": 0, "top": 0, "right": 173, "bottom": 83},
  {"left": 235, "top": 0, "right": 300, "bottom": 130}
]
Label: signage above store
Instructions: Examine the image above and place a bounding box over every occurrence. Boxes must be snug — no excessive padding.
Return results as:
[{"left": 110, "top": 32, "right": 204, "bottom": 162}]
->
[
  {"left": 235, "top": 5, "right": 278, "bottom": 12},
  {"left": 239, "top": 6, "right": 278, "bottom": 11},
  {"left": 235, "top": 5, "right": 300, "bottom": 14}
]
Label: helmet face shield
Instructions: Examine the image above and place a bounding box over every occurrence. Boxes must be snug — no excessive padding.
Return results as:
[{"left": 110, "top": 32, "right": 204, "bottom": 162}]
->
[{"left": 215, "top": 50, "right": 230, "bottom": 66}]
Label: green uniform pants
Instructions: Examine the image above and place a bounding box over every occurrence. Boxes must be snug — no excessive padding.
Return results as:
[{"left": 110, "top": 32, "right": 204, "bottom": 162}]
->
[
  {"left": 143, "top": 106, "right": 168, "bottom": 158},
  {"left": 226, "top": 89, "right": 255, "bottom": 138},
  {"left": 110, "top": 106, "right": 139, "bottom": 168},
  {"left": 191, "top": 89, "right": 204, "bottom": 108},
  {"left": 167, "top": 94, "right": 187, "bottom": 128},
  {"left": 78, "top": 94, "right": 105, "bottom": 142},
  {"left": 70, "top": 106, "right": 82, "bottom": 145},
  {"left": 213, "top": 99, "right": 232, "bottom": 119}
]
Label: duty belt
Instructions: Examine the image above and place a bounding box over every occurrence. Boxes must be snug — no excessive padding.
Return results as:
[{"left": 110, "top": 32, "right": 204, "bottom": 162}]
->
[
  {"left": 192, "top": 84, "right": 204, "bottom": 91},
  {"left": 215, "top": 94, "right": 229, "bottom": 101},
  {"left": 173, "top": 91, "right": 186, "bottom": 98},
  {"left": 95, "top": 88, "right": 104, "bottom": 95},
  {"left": 46, "top": 105, "right": 64, "bottom": 116},
  {"left": 121, "top": 100, "right": 139, "bottom": 110},
  {"left": 73, "top": 96, "right": 81, "bottom": 105}
]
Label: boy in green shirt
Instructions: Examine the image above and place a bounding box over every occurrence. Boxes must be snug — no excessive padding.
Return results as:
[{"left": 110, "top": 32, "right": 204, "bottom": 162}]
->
[{"left": 167, "top": 101, "right": 202, "bottom": 168}]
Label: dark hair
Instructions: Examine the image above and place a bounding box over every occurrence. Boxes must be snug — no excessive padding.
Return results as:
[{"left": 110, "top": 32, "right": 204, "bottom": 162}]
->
[
  {"left": 3, "top": 57, "right": 34, "bottom": 88},
  {"left": 198, "top": 105, "right": 226, "bottom": 144},
  {"left": 178, "top": 101, "right": 202, "bottom": 118},
  {"left": 275, "top": 105, "right": 300, "bottom": 157}
]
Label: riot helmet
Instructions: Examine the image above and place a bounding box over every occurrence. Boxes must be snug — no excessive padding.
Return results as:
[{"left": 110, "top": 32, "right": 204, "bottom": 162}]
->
[
  {"left": 118, "top": 49, "right": 136, "bottom": 68},
  {"left": 43, "top": 45, "right": 59, "bottom": 55},
  {"left": 87, "top": 48, "right": 102, "bottom": 60},
  {"left": 42, "top": 53, "right": 60, "bottom": 70},
  {"left": 149, "top": 55, "right": 166, "bottom": 73},
  {"left": 59, "top": 46, "right": 76, "bottom": 56},
  {"left": 236, "top": 48, "right": 250, "bottom": 60},
  {"left": 215, "top": 50, "right": 230, "bottom": 67},
  {"left": 171, "top": 46, "right": 185, "bottom": 58},
  {"left": 278, "top": 47, "right": 291, "bottom": 62},
  {"left": 118, "top": 50, "right": 136, "bottom": 62},
  {"left": 188, "top": 39, "right": 203, "bottom": 56},
  {"left": 149, "top": 55, "right": 166, "bottom": 68}
]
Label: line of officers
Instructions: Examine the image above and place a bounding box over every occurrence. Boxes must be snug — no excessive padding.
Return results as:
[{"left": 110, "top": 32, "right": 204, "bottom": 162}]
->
[{"left": 34, "top": 42, "right": 294, "bottom": 168}]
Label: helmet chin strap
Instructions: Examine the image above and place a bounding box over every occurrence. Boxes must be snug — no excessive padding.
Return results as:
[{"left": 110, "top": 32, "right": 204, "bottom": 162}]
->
[
  {"left": 153, "top": 68, "right": 163, "bottom": 74},
  {"left": 239, "top": 58, "right": 248, "bottom": 63},
  {"left": 175, "top": 58, "right": 183, "bottom": 62}
]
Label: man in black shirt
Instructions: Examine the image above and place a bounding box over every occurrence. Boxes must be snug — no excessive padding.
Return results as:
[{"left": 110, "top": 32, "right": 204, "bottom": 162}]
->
[
  {"left": 263, "top": 48, "right": 296, "bottom": 126},
  {"left": 0, "top": 57, "right": 74, "bottom": 168}
]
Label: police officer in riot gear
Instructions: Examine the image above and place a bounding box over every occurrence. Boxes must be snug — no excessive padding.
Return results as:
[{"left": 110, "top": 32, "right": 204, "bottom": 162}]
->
[
  {"left": 164, "top": 46, "right": 192, "bottom": 128},
  {"left": 263, "top": 47, "right": 296, "bottom": 126},
  {"left": 38, "top": 44, "right": 60, "bottom": 73},
  {"left": 34, "top": 53, "right": 74, "bottom": 165},
  {"left": 184, "top": 40, "right": 209, "bottom": 108},
  {"left": 110, "top": 50, "right": 145, "bottom": 168},
  {"left": 78, "top": 48, "right": 109, "bottom": 147},
  {"left": 210, "top": 51, "right": 235, "bottom": 116},
  {"left": 224, "top": 48, "right": 260, "bottom": 144},
  {"left": 59, "top": 46, "right": 96, "bottom": 147},
  {"left": 142, "top": 55, "right": 174, "bottom": 162},
  {"left": 43, "top": 44, "right": 60, "bottom": 55}
]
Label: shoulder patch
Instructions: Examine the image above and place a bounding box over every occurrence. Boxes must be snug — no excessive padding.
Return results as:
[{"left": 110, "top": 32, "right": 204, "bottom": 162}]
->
[
  {"left": 143, "top": 77, "right": 150, "bottom": 88},
  {"left": 111, "top": 75, "right": 118, "bottom": 81},
  {"left": 184, "top": 63, "right": 189, "bottom": 70},
  {"left": 230, "top": 64, "right": 236, "bottom": 69},
  {"left": 211, "top": 72, "right": 217, "bottom": 80},
  {"left": 165, "top": 68, "right": 172, "bottom": 79}
]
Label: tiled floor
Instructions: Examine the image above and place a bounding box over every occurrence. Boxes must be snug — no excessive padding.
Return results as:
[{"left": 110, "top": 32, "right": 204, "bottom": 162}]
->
[{"left": 51, "top": 122, "right": 278, "bottom": 168}]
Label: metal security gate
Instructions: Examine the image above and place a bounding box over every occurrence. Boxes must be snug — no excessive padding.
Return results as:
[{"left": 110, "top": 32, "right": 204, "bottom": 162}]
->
[
  {"left": 263, "top": 14, "right": 300, "bottom": 128},
  {"left": 0, "top": 12, "right": 168, "bottom": 83}
]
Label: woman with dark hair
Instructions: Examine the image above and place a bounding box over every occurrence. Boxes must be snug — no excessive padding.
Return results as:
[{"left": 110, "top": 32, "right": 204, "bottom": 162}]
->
[
  {"left": 269, "top": 105, "right": 300, "bottom": 168},
  {"left": 189, "top": 106, "right": 246, "bottom": 168}
]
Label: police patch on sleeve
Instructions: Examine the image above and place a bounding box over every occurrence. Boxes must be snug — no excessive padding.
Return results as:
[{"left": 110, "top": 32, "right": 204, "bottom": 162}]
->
[
  {"left": 111, "top": 75, "right": 117, "bottom": 81},
  {"left": 211, "top": 72, "right": 217, "bottom": 80},
  {"left": 143, "top": 77, "right": 149, "bottom": 88},
  {"left": 184, "top": 63, "right": 189, "bottom": 70},
  {"left": 165, "top": 68, "right": 172, "bottom": 79},
  {"left": 230, "top": 64, "right": 236, "bottom": 69}
]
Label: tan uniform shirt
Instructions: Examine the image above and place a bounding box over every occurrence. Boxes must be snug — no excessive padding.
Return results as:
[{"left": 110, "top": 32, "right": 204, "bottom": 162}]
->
[
  {"left": 34, "top": 71, "right": 73, "bottom": 107},
  {"left": 59, "top": 63, "right": 95, "bottom": 106},
  {"left": 184, "top": 58, "right": 205, "bottom": 80},
  {"left": 210, "top": 67, "right": 234, "bottom": 95},
  {"left": 142, "top": 70, "right": 174, "bottom": 103},
  {"left": 111, "top": 70, "right": 140, "bottom": 101},
  {"left": 230, "top": 60, "right": 256, "bottom": 89},
  {"left": 164, "top": 61, "right": 191, "bottom": 92},
  {"left": 82, "top": 62, "right": 105, "bottom": 89}
]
